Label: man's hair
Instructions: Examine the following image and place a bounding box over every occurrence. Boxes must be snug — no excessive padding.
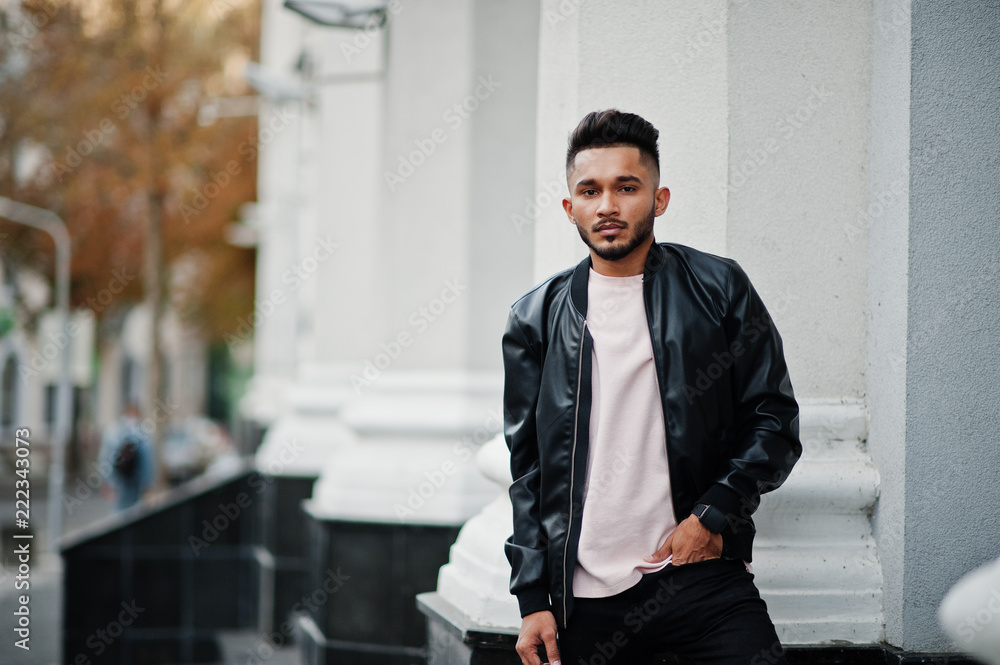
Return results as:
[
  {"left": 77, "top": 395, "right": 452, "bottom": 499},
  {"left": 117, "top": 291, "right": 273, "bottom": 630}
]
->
[{"left": 565, "top": 109, "right": 660, "bottom": 179}]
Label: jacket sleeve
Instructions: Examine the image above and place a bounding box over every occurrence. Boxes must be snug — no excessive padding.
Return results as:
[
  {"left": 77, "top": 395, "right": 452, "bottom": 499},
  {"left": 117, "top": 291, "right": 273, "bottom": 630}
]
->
[
  {"left": 501, "top": 309, "right": 552, "bottom": 618},
  {"left": 697, "top": 260, "right": 802, "bottom": 545}
]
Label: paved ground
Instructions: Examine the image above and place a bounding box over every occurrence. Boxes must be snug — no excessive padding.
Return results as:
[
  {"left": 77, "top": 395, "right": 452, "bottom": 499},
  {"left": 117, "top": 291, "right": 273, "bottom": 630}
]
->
[{"left": 0, "top": 468, "right": 116, "bottom": 665}]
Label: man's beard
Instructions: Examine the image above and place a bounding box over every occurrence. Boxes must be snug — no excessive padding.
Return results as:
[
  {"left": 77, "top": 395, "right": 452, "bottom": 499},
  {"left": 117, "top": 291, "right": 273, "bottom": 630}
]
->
[{"left": 577, "top": 203, "right": 656, "bottom": 262}]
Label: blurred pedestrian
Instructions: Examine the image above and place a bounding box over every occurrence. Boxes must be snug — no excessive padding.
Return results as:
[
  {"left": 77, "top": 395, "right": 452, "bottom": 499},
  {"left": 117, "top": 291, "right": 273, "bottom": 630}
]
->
[{"left": 99, "top": 402, "right": 155, "bottom": 510}]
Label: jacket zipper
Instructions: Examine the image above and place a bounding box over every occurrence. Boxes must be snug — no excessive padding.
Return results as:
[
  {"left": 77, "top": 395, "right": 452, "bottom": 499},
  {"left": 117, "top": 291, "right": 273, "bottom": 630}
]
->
[{"left": 562, "top": 318, "right": 587, "bottom": 628}]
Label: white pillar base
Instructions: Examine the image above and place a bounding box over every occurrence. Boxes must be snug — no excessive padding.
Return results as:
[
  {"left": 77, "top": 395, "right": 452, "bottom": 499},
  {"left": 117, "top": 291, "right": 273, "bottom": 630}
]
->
[
  {"left": 755, "top": 399, "right": 884, "bottom": 644},
  {"left": 434, "top": 400, "right": 886, "bottom": 643},
  {"left": 253, "top": 365, "right": 359, "bottom": 478},
  {"left": 307, "top": 371, "right": 503, "bottom": 526}
]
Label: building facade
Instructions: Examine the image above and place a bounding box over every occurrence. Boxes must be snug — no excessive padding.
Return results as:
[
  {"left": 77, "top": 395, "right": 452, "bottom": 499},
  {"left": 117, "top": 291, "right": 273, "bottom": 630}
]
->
[{"left": 242, "top": 0, "right": 1000, "bottom": 656}]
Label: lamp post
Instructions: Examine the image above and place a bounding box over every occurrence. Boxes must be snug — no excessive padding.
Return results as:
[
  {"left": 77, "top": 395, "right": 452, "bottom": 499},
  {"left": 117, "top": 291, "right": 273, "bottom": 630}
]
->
[
  {"left": 0, "top": 197, "right": 72, "bottom": 551},
  {"left": 283, "top": 0, "right": 387, "bottom": 28}
]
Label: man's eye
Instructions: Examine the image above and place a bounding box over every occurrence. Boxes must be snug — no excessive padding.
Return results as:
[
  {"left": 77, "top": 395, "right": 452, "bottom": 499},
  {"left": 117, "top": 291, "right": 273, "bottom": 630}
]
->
[
  {"left": 621, "top": 186, "right": 636, "bottom": 193},
  {"left": 582, "top": 189, "right": 597, "bottom": 196}
]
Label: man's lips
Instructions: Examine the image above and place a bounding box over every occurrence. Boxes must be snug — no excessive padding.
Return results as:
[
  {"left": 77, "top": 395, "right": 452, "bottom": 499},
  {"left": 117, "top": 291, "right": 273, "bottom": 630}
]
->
[{"left": 594, "top": 222, "right": 625, "bottom": 238}]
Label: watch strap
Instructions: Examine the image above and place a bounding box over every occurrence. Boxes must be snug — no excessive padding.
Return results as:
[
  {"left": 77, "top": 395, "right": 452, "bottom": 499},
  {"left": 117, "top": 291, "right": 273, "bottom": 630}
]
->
[{"left": 692, "top": 502, "right": 728, "bottom": 534}]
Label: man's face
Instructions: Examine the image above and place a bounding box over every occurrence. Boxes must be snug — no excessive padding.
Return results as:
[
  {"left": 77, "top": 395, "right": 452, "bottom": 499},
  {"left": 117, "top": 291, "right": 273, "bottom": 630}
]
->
[{"left": 563, "top": 146, "right": 670, "bottom": 263}]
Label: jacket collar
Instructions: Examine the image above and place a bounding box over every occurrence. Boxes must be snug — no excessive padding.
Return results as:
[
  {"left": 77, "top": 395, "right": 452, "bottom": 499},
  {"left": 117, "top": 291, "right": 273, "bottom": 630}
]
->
[{"left": 570, "top": 240, "right": 667, "bottom": 315}]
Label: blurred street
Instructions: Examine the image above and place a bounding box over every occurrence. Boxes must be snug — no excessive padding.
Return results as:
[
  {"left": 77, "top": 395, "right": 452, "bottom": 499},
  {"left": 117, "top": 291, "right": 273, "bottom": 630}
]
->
[{"left": 0, "top": 466, "right": 115, "bottom": 665}]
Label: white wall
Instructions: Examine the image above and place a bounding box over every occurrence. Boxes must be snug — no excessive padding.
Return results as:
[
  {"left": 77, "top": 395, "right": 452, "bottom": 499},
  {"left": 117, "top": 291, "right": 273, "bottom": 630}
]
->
[
  {"left": 533, "top": 0, "right": 870, "bottom": 401},
  {"left": 533, "top": 0, "right": 730, "bottom": 280},
  {"left": 727, "top": 0, "right": 870, "bottom": 400}
]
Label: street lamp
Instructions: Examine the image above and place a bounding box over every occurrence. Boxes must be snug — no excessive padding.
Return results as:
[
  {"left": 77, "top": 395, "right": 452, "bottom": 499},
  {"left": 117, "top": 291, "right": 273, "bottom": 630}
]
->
[
  {"left": 283, "top": 0, "right": 386, "bottom": 29},
  {"left": 0, "top": 197, "right": 71, "bottom": 552}
]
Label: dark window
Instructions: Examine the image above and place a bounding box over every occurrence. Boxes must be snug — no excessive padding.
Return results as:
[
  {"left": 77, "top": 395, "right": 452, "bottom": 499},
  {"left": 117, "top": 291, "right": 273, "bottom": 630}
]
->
[
  {"left": 1, "top": 355, "right": 16, "bottom": 427},
  {"left": 44, "top": 383, "right": 57, "bottom": 425},
  {"left": 121, "top": 356, "right": 142, "bottom": 409}
]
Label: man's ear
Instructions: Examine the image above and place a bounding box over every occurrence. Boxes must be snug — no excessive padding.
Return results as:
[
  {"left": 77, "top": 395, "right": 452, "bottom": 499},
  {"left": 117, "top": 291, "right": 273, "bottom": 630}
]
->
[
  {"left": 654, "top": 186, "right": 671, "bottom": 216},
  {"left": 563, "top": 197, "right": 576, "bottom": 224}
]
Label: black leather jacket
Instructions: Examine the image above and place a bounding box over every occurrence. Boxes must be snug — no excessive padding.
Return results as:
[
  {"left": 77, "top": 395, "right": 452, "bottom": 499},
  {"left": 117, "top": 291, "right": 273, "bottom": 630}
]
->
[{"left": 502, "top": 241, "right": 801, "bottom": 628}]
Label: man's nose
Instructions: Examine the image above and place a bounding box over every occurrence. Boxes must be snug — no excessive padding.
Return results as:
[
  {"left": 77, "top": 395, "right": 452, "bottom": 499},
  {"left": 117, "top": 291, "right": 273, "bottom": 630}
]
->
[{"left": 596, "top": 191, "right": 618, "bottom": 217}]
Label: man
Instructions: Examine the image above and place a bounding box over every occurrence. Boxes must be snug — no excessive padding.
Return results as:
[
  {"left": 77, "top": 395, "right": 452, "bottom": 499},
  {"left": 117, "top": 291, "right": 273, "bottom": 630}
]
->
[
  {"left": 502, "top": 110, "right": 801, "bottom": 665},
  {"left": 99, "top": 402, "right": 156, "bottom": 510}
]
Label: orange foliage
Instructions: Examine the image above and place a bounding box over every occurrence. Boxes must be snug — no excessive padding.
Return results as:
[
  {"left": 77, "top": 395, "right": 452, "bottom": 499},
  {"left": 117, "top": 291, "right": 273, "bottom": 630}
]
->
[{"left": 0, "top": 0, "right": 260, "bottom": 342}]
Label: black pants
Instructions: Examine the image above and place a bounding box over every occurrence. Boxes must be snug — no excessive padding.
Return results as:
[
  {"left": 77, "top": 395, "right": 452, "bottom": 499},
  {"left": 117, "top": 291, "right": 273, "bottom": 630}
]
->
[{"left": 559, "top": 559, "right": 787, "bottom": 665}]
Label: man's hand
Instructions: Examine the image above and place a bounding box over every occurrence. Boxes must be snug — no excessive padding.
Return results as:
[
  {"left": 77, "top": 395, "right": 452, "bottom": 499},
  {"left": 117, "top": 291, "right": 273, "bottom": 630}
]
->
[
  {"left": 516, "top": 610, "right": 560, "bottom": 665},
  {"left": 644, "top": 514, "right": 722, "bottom": 566}
]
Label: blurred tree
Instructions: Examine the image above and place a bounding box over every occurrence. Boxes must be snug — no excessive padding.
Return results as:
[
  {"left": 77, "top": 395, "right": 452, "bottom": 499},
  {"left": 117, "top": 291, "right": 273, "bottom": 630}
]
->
[{"left": 0, "top": 0, "right": 260, "bottom": 487}]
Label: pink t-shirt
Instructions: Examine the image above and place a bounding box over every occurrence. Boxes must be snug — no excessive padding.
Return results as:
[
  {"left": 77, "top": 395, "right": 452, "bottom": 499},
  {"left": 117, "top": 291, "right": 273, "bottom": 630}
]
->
[{"left": 573, "top": 269, "right": 679, "bottom": 598}]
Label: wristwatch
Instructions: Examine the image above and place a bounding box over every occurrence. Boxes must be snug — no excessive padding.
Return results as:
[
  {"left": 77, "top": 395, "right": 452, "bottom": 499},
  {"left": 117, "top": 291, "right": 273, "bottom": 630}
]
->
[{"left": 691, "top": 502, "right": 728, "bottom": 534}]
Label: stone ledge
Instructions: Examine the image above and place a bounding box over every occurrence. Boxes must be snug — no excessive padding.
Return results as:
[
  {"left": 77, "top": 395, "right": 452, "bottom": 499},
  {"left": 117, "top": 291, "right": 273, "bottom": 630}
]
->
[{"left": 416, "top": 593, "right": 983, "bottom": 665}]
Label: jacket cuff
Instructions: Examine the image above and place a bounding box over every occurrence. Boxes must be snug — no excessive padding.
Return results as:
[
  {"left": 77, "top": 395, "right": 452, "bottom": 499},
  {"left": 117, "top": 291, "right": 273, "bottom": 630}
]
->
[
  {"left": 697, "top": 483, "right": 750, "bottom": 531},
  {"left": 515, "top": 587, "right": 552, "bottom": 618},
  {"left": 696, "top": 484, "right": 756, "bottom": 561}
]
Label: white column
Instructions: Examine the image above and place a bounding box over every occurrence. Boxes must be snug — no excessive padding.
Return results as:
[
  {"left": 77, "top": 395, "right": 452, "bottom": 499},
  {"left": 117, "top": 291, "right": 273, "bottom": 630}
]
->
[
  {"left": 533, "top": 0, "right": 730, "bottom": 278},
  {"left": 249, "top": 0, "right": 388, "bottom": 476},
  {"left": 432, "top": 0, "right": 884, "bottom": 645},
  {"left": 239, "top": 0, "right": 309, "bottom": 427},
  {"left": 258, "top": 0, "right": 541, "bottom": 508}
]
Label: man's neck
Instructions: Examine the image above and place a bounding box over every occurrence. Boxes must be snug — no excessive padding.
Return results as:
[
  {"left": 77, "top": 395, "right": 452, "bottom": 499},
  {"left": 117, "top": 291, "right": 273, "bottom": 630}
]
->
[{"left": 589, "top": 235, "right": 654, "bottom": 277}]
